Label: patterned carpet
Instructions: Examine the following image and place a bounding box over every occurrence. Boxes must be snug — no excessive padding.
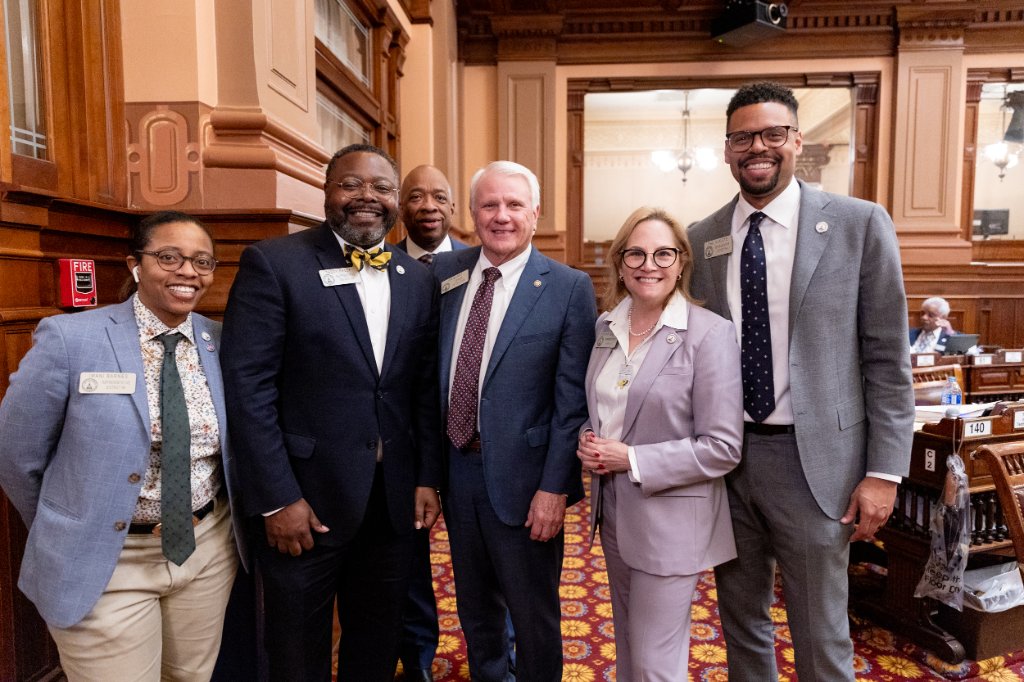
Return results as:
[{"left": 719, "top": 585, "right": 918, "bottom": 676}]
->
[{"left": 396, "top": 476, "right": 1024, "bottom": 681}]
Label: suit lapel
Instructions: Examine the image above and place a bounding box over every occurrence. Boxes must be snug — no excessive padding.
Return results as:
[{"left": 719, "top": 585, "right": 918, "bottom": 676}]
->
[
  {"left": 483, "top": 248, "right": 549, "bottom": 388},
  {"left": 381, "top": 245, "right": 408, "bottom": 376},
  {"left": 438, "top": 247, "right": 479, "bottom": 407},
  {"left": 192, "top": 316, "right": 227, "bottom": 447},
  {"left": 105, "top": 300, "right": 150, "bottom": 435},
  {"left": 705, "top": 199, "right": 738, "bottom": 321},
  {"left": 585, "top": 318, "right": 614, "bottom": 436},
  {"left": 620, "top": 326, "right": 682, "bottom": 438},
  {"left": 788, "top": 184, "right": 833, "bottom": 337},
  {"left": 313, "top": 226, "right": 378, "bottom": 376}
]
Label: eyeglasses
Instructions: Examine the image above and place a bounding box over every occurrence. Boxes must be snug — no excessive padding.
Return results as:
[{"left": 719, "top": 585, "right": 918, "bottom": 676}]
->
[
  {"left": 724, "top": 125, "right": 798, "bottom": 152},
  {"left": 137, "top": 250, "right": 218, "bottom": 275},
  {"left": 331, "top": 179, "right": 399, "bottom": 200},
  {"left": 619, "top": 248, "right": 681, "bottom": 269}
]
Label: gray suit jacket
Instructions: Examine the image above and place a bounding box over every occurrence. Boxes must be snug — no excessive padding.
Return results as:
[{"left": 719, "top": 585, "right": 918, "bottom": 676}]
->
[
  {"left": 0, "top": 299, "right": 245, "bottom": 628},
  {"left": 584, "top": 303, "right": 743, "bottom": 576},
  {"left": 687, "top": 182, "right": 914, "bottom": 519}
]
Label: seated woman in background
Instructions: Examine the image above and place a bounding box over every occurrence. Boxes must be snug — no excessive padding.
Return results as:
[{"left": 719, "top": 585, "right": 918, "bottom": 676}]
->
[
  {"left": 576, "top": 206, "right": 743, "bottom": 681},
  {"left": 0, "top": 210, "right": 245, "bottom": 682}
]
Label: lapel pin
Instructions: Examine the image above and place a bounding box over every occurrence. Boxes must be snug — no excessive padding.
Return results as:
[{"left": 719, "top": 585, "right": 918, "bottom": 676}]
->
[
  {"left": 206, "top": 343, "right": 215, "bottom": 352},
  {"left": 533, "top": 279, "right": 542, "bottom": 288},
  {"left": 396, "top": 265, "right": 406, "bottom": 275},
  {"left": 666, "top": 333, "right": 678, "bottom": 344},
  {"left": 815, "top": 221, "right": 829, "bottom": 234},
  {"left": 201, "top": 331, "right": 212, "bottom": 341}
]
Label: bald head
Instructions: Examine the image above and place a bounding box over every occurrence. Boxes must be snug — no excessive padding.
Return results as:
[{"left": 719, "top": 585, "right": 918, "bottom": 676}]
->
[{"left": 400, "top": 165, "right": 455, "bottom": 252}]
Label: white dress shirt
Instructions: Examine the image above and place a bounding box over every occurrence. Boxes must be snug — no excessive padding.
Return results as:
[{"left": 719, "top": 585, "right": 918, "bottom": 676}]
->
[
  {"left": 593, "top": 293, "right": 689, "bottom": 482},
  {"left": 448, "top": 246, "right": 532, "bottom": 425},
  {"left": 405, "top": 234, "right": 453, "bottom": 261},
  {"left": 726, "top": 178, "right": 800, "bottom": 426},
  {"left": 332, "top": 234, "right": 391, "bottom": 373}
]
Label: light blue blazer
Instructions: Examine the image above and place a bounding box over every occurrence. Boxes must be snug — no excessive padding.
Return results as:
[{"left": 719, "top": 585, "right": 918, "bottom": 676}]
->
[{"left": 0, "top": 299, "right": 246, "bottom": 629}]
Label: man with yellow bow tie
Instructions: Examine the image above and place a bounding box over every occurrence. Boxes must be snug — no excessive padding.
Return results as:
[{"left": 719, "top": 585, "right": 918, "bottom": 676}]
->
[{"left": 222, "top": 143, "right": 442, "bottom": 681}]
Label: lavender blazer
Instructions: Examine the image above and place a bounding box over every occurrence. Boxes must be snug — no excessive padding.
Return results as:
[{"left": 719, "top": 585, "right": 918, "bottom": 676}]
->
[{"left": 584, "top": 302, "right": 744, "bottom": 576}]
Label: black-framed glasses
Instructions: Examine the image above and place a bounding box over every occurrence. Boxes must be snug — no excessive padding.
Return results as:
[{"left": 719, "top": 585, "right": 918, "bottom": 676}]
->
[
  {"left": 330, "top": 179, "right": 399, "bottom": 200},
  {"left": 619, "top": 248, "right": 681, "bottom": 269},
  {"left": 725, "top": 125, "right": 798, "bottom": 152},
  {"left": 137, "top": 250, "right": 217, "bottom": 275}
]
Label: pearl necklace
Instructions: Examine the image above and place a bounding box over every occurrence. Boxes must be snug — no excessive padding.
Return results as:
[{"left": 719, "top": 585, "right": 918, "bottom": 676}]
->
[{"left": 627, "top": 305, "right": 657, "bottom": 337}]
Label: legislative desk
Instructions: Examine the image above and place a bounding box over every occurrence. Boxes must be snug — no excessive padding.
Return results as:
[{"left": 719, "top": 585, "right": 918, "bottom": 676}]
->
[
  {"left": 964, "top": 349, "right": 1024, "bottom": 403},
  {"left": 852, "top": 402, "right": 1024, "bottom": 663}
]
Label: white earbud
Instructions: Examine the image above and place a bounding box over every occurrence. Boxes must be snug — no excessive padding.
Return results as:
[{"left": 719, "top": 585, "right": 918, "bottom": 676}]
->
[{"left": 132, "top": 266, "right": 140, "bottom": 283}]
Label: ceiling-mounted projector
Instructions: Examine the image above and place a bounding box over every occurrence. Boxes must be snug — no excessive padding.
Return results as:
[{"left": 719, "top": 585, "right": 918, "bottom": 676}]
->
[{"left": 712, "top": 1, "right": 788, "bottom": 47}]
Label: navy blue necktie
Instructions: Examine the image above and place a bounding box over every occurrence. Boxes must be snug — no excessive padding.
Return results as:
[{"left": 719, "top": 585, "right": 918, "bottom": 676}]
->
[{"left": 740, "top": 212, "right": 775, "bottom": 422}]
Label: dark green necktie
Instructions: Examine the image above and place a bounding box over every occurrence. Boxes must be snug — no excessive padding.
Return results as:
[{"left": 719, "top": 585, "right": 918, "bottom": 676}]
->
[{"left": 159, "top": 332, "right": 195, "bottom": 565}]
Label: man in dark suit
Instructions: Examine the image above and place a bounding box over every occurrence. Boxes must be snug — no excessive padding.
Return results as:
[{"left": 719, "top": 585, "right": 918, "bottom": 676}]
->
[
  {"left": 396, "top": 164, "right": 468, "bottom": 263},
  {"left": 394, "top": 163, "right": 464, "bottom": 680},
  {"left": 221, "top": 144, "right": 442, "bottom": 681},
  {"left": 435, "top": 160, "right": 596, "bottom": 681},
  {"left": 687, "top": 83, "right": 913, "bottom": 681},
  {"left": 909, "top": 296, "right": 957, "bottom": 352}
]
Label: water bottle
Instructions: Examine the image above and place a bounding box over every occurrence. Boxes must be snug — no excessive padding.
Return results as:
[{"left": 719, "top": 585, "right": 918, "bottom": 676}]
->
[{"left": 940, "top": 375, "right": 963, "bottom": 406}]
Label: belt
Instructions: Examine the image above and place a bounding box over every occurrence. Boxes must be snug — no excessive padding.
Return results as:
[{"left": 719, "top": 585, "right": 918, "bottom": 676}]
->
[
  {"left": 462, "top": 434, "right": 482, "bottom": 452},
  {"left": 743, "top": 422, "right": 795, "bottom": 436},
  {"left": 129, "top": 498, "right": 216, "bottom": 536}
]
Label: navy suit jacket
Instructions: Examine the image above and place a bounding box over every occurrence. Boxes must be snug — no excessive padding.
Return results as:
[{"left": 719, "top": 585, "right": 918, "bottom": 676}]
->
[
  {"left": 396, "top": 236, "right": 469, "bottom": 253},
  {"left": 434, "top": 246, "right": 596, "bottom": 525},
  {"left": 909, "top": 327, "right": 956, "bottom": 352},
  {"left": 221, "top": 224, "right": 441, "bottom": 543},
  {"left": 0, "top": 299, "right": 245, "bottom": 628}
]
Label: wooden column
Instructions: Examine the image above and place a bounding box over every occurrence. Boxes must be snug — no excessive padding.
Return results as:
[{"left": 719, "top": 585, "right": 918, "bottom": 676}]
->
[{"left": 890, "top": 5, "right": 974, "bottom": 265}]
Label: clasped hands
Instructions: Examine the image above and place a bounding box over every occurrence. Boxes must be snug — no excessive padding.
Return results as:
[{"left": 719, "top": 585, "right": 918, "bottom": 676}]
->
[
  {"left": 576, "top": 430, "right": 630, "bottom": 476},
  {"left": 265, "top": 486, "right": 441, "bottom": 556}
]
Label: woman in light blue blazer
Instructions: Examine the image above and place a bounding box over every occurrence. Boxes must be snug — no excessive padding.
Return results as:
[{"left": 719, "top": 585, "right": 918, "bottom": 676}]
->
[
  {"left": 577, "top": 207, "right": 743, "bottom": 681},
  {"left": 0, "top": 211, "right": 245, "bottom": 682}
]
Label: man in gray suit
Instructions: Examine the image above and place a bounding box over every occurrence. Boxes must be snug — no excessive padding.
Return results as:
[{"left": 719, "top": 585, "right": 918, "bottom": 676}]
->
[{"left": 688, "top": 82, "right": 914, "bottom": 681}]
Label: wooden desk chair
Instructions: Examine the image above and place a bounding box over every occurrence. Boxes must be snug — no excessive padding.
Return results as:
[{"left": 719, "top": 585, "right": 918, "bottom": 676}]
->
[
  {"left": 912, "top": 363, "right": 964, "bottom": 405},
  {"left": 977, "top": 442, "right": 1024, "bottom": 569}
]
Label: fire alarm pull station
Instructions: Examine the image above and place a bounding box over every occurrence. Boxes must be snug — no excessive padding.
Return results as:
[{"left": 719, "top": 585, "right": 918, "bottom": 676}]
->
[{"left": 58, "top": 258, "right": 97, "bottom": 308}]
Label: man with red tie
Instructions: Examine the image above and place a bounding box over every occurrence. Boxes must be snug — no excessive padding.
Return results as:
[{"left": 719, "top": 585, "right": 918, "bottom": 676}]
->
[{"left": 433, "top": 161, "right": 596, "bottom": 681}]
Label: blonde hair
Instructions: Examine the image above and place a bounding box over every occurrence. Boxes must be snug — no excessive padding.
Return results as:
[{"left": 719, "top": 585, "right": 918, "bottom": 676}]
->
[{"left": 602, "top": 206, "right": 696, "bottom": 312}]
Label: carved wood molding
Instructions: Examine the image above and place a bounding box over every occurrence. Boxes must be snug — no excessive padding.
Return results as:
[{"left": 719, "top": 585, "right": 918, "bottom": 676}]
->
[{"left": 458, "top": 1, "right": 1024, "bottom": 64}]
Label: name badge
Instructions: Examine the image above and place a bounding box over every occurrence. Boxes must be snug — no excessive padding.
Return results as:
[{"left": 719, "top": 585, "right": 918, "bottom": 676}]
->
[
  {"left": 441, "top": 270, "right": 470, "bottom": 294},
  {"left": 595, "top": 334, "right": 617, "bottom": 349},
  {"left": 319, "top": 267, "right": 359, "bottom": 287},
  {"left": 704, "top": 235, "right": 733, "bottom": 259},
  {"left": 79, "top": 372, "right": 136, "bottom": 394}
]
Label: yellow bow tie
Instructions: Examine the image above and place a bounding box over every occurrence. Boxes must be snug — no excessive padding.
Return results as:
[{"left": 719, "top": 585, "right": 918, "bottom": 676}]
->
[{"left": 347, "top": 247, "right": 392, "bottom": 272}]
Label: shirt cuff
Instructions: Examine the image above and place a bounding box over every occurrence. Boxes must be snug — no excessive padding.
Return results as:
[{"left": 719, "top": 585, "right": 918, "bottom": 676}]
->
[
  {"left": 866, "top": 471, "right": 901, "bottom": 484},
  {"left": 627, "top": 446, "right": 641, "bottom": 483},
  {"left": 262, "top": 507, "right": 284, "bottom": 517}
]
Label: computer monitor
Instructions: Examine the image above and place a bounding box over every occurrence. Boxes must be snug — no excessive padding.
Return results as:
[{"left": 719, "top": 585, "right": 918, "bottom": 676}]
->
[
  {"left": 972, "top": 209, "right": 1009, "bottom": 238},
  {"left": 942, "top": 333, "right": 979, "bottom": 355}
]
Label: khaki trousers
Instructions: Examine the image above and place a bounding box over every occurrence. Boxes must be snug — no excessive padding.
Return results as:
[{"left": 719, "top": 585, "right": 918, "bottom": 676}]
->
[{"left": 49, "top": 499, "right": 238, "bottom": 682}]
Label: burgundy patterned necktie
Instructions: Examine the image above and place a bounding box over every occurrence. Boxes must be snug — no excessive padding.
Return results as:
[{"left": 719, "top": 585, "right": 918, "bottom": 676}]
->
[
  {"left": 447, "top": 267, "right": 502, "bottom": 448},
  {"left": 418, "top": 253, "right": 434, "bottom": 266}
]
